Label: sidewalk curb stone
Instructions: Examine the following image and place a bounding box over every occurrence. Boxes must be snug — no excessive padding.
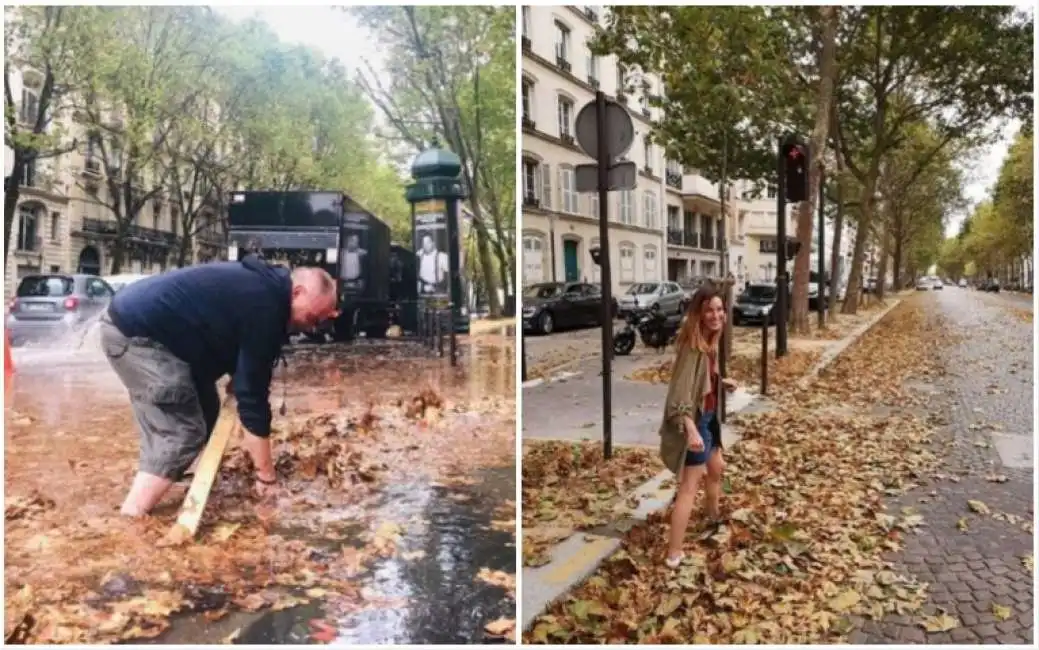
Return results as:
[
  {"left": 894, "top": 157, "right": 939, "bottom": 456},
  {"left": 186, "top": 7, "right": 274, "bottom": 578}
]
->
[{"left": 521, "top": 298, "right": 904, "bottom": 631}]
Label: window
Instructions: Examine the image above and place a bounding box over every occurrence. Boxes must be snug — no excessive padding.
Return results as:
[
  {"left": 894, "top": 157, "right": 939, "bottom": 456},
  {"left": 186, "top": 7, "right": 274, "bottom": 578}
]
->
[
  {"left": 86, "top": 277, "right": 114, "bottom": 298},
  {"left": 19, "top": 159, "right": 36, "bottom": 188},
  {"left": 767, "top": 185, "right": 777, "bottom": 199},
  {"left": 619, "top": 191, "right": 634, "bottom": 225},
  {"left": 643, "top": 138, "right": 653, "bottom": 171},
  {"left": 523, "top": 235, "right": 545, "bottom": 284},
  {"left": 17, "top": 205, "right": 38, "bottom": 251},
  {"left": 522, "top": 160, "right": 541, "bottom": 204},
  {"left": 616, "top": 65, "right": 626, "bottom": 94},
  {"left": 522, "top": 79, "right": 533, "bottom": 121},
  {"left": 639, "top": 92, "right": 649, "bottom": 113},
  {"left": 587, "top": 51, "right": 599, "bottom": 83},
  {"left": 522, "top": 6, "right": 531, "bottom": 36},
  {"left": 619, "top": 243, "right": 636, "bottom": 282},
  {"left": 559, "top": 166, "right": 578, "bottom": 214},
  {"left": 557, "top": 97, "right": 574, "bottom": 138},
  {"left": 554, "top": 22, "right": 570, "bottom": 61},
  {"left": 19, "top": 87, "right": 39, "bottom": 125},
  {"left": 667, "top": 205, "right": 680, "bottom": 229},
  {"left": 152, "top": 203, "right": 161, "bottom": 230},
  {"left": 644, "top": 246, "right": 658, "bottom": 281},
  {"left": 49, "top": 211, "right": 59, "bottom": 242},
  {"left": 588, "top": 193, "right": 599, "bottom": 219},
  {"left": 642, "top": 191, "right": 658, "bottom": 229},
  {"left": 589, "top": 237, "right": 601, "bottom": 283},
  {"left": 170, "top": 207, "right": 180, "bottom": 236}
]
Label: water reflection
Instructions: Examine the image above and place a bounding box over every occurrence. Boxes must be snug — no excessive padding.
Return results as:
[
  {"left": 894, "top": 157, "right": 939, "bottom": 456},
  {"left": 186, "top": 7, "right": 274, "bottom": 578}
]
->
[{"left": 236, "top": 466, "right": 515, "bottom": 645}]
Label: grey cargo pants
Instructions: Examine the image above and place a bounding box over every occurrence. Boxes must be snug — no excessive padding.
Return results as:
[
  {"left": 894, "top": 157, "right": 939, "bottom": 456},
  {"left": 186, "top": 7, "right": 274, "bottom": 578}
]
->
[{"left": 100, "top": 312, "right": 220, "bottom": 480}]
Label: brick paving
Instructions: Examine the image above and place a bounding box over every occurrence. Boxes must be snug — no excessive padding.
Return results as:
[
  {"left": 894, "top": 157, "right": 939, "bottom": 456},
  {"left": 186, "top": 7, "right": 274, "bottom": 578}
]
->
[{"left": 850, "top": 290, "right": 1034, "bottom": 644}]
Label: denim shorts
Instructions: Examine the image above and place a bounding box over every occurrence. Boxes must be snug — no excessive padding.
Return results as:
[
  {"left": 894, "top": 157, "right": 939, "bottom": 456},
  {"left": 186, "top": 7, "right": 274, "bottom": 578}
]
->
[{"left": 684, "top": 410, "right": 718, "bottom": 466}]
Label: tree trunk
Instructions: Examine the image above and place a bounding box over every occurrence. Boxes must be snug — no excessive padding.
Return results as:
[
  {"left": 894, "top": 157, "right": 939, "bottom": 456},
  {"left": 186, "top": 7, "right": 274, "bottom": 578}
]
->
[
  {"left": 4, "top": 160, "right": 24, "bottom": 266},
  {"left": 891, "top": 211, "right": 904, "bottom": 291},
  {"left": 841, "top": 166, "right": 881, "bottom": 315},
  {"left": 827, "top": 169, "right": 844, "bottom": 313},
  {"left": 875, "top": 221, "right": 891, "bottom": 301},
  {"left": 789, "top": 5, "right": 839, "bottom": 334},
  {"left": 176, "top": 233, "right": 192, "bottom": 267}
]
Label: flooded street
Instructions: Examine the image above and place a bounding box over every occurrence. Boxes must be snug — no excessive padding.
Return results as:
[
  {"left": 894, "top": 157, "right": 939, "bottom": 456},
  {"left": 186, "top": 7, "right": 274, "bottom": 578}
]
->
[{"left": 4, "top": 325, "right": 517, "bottom": 645}]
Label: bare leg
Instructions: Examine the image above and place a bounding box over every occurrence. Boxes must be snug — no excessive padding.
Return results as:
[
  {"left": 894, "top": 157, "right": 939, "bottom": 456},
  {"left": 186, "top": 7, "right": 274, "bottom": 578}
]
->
[
  {"left": 704, "top": 449, "right": 726, "bottom": 521},
  {"left": 120, "top": 472, "right": 174, "bottom": 517},
  {"left": 667, "top": 465, "right": 705, "bottom": 560}
]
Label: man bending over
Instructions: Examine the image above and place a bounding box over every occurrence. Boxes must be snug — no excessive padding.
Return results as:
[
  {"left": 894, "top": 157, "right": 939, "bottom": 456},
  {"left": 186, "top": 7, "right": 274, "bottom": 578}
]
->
[{"left": 99, "top": 255, "right": 338, "bottom": 516}]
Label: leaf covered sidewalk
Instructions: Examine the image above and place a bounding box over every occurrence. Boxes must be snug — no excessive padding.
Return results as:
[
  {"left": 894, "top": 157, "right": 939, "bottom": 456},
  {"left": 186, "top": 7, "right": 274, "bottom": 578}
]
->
[{"left": 525, "top": 297, "right": 1018, "bottom": 644}]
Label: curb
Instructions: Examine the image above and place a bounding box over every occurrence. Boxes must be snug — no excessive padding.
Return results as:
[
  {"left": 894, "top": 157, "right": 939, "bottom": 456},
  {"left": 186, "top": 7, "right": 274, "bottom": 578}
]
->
[{"left": 521, "top": 298, "right": 904, "bottom": 631}]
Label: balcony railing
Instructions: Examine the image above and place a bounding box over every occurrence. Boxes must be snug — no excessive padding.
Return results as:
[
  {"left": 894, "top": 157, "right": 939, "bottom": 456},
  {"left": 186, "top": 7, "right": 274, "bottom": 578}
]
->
[
  {"left": 700, "top": 234, "right": 716, "bottom": 250},
  {"left": 523, "top": 194, "right": 540, "bottom": 208},
  {"left": 665, "top": 170, "right": 682, "bottom": 190},
  {"left": 81, "top": 217, "right": 178, "bottom": 247},
  {"left": 666, "top": 228, "right": 701, "bottom": 248}
]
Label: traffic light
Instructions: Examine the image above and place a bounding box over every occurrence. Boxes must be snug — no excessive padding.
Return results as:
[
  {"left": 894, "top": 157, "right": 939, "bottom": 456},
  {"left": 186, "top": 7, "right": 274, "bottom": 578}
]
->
[
  {"left": 590, "top": 246, "right": 602, "bottom": 267},
  {"left": 782, "top": 141, "right": 810, "bottom": 203}
]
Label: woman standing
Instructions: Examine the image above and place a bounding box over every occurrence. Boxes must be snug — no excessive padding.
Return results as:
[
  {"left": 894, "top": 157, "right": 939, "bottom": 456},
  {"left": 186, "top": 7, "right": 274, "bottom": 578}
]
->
[{"left": 659, "top": 287, "right": 737, "bottom": 568}]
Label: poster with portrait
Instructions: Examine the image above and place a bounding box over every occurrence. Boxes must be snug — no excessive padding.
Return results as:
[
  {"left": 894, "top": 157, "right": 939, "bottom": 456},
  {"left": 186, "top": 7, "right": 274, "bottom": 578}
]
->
[
  {"left": 413, "top": 200, "right": 450, "bottom": 298},
  {"left": 340, "top": 212, "right": 370, "bottom": 294}
]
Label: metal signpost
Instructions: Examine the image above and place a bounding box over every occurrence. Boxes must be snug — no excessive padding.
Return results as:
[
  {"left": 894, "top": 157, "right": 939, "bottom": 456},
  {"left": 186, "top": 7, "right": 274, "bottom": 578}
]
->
[{"left": 574, "top": 91, "right": 636, "bottom": 460}]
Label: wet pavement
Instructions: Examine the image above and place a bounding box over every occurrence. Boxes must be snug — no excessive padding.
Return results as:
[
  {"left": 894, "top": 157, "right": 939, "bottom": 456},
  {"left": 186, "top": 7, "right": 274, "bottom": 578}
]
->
[{"left": 4, "top": 323, "right": 517, "bottom": 645}]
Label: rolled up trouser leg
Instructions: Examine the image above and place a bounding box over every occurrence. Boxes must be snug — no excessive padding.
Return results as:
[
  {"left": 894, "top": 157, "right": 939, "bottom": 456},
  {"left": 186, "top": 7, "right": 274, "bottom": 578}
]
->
[{"left": 100, "top": 313, "right": 209, "bottom": 480}]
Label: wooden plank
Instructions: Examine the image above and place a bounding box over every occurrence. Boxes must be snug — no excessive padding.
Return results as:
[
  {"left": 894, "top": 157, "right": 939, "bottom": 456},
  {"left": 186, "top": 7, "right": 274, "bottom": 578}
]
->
[{"left": 165, "top": 401, "right": 239, "bottom": 544}]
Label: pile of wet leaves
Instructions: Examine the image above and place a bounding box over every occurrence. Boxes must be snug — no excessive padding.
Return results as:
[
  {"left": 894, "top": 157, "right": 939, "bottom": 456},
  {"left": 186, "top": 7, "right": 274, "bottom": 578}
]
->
[
  {"left": 527, "top": 301, "right": 948, "bottom": 643},
  {"left": 521, "top": 441, "right": 663, "bottom": 568}
]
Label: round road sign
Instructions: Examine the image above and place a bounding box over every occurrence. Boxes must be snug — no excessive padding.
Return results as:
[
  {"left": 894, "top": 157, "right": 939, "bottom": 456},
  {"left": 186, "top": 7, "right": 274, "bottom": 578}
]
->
[{"left": 575, "top": 99, "right": 635, "bottom": 161}]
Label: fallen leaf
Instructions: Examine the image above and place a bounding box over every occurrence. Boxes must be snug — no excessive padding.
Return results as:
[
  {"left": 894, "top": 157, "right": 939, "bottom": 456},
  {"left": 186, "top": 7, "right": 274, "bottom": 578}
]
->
[
  {"left": 919, "top": 613, "right": 959, "bottom": 633},
  {"left": 991, "top": 603, "right": 1012, "bottom": 621}
]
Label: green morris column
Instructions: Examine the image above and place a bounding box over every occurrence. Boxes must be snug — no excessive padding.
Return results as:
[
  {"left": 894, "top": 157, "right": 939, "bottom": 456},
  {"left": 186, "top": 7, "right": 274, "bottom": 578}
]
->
[{"left": 405, "top": 143, "right": 469, "bottom": 335}]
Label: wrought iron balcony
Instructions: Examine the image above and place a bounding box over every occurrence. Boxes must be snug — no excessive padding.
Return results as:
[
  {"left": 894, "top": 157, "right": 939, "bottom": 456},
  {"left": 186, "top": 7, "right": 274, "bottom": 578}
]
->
[
  {"left": 700, "top": 234, "right": 716, "bottom": 250},
  {"left": 667, "top": 228, "right": 684, "bottom": 246},
  {"left": 523, "top": 194, "right": 540, "bottom": 208},
  {"left": 665, "top": 170, "right": 682, "bottom": 190}
]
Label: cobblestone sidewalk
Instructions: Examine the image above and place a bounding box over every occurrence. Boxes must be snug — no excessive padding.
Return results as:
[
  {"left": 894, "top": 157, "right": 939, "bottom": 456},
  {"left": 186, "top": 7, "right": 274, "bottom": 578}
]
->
[{"left": 851, "top": 290, "right": 1034, "bottom": 644}]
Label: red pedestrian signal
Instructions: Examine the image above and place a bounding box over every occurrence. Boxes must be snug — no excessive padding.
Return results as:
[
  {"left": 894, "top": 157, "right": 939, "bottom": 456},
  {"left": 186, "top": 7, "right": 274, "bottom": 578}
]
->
[{"left": 781, "top": 141, "right": 810, "bottom": 202}]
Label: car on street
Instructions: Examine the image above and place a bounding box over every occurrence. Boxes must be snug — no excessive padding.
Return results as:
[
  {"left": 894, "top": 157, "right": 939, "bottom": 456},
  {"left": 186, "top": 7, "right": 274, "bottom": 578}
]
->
[
  {"left": 915, "top": 277, "right": 932, "bottom": 291},
  {"left": 980, "top": 278, "right": 1001, "bottom": 293},
  {"left": 864, "top": 277, "right": 879, "bottom": 293},
  {"left": 932, "top": 277, "right": 944, "bottom": 290},
  {"left": 615, "top": 281, "right": 686, "bottom": 317},
  {"left": 104, "top": 273, "right": 151, "bottom": 292},
  {"left": 733, "top": 283, "right": 780, "bottom": 326},
  {"left": 6, "top": 273, "right": 116, "bottom": 346},
  {"left": 958, "top": 278, "right": 968, "bottom": 288},
  {"left": 522, "top": 281, "right": 605, "bottom": 335}
]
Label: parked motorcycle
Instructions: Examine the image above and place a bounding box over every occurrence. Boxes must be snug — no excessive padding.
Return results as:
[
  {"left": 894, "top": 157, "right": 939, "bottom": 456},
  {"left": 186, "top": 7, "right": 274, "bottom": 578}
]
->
[
  {"left": 612, "top": 308, "right": 642, "bottom": 356},
  {"left": 638, "top": 306, "right": 682, "bottom": 351}
]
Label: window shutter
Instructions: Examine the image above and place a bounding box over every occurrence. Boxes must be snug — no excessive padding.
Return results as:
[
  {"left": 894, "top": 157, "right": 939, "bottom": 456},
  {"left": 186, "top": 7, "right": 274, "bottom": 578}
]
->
[{"left": 541, "top": 163, "right": 553, "bottom": 210}]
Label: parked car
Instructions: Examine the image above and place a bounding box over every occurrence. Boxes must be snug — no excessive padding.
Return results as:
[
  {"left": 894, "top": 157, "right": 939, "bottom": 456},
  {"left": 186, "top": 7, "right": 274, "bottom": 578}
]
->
[
  {"left": 6, "top": 274, "right": 115, "bottom": 346},
  {"left": 863, "top": 277, "right": 879, "bottom": 293},
  {"left": 616, "top": 281, "right": 686, "bottom": 317},
  {"left": 958, "top": 278, "right": 968, "bottom": 288},
  {"left": 980, "top": 278, "right": 1001, "bottom": 293},
  {"left": 932, "top": 277, "right": 944, "bottom": 290},
  {"left": 733, "top": 283, "right": 781, "bottom": 326},
  {"left": 522, "top": 282, "right": 604, "bottom": 335},
  {"left": 915, "top": 277, "right": 932, "bottom": 291}
]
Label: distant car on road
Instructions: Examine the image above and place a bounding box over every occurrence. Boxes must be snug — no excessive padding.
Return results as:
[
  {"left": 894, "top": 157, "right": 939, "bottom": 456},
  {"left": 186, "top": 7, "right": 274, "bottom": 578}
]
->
[
  {"left": 104, "top": 273, "right": 151, "bottom": 292},
  {"left": 932, "top": 277, "right": 944, "bottom": 290},
  {"left": 616, "top": 281, "right": 686, "bottom": 317},
  {"left": 915, "top": 277, "right": 932, "bottom": 291},
  {"left": 958, "top": 278, "right": 968, "bottom": 288},
  {"left": 6, "top": 273, "right": 115, "bottom": 346},
  {"left": 522, "top": 281, "right": 605, "bottom": 335}
]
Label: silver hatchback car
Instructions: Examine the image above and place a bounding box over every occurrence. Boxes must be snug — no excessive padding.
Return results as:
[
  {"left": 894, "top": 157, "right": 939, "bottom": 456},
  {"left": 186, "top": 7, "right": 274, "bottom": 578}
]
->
[{"left": 6, "top": 273, "right": 115, "bottom": 346}]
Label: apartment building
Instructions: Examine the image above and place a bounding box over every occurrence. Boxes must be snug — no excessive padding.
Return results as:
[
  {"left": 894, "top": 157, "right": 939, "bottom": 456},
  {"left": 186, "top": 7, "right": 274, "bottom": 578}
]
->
[
  {"left": 520, "top": 5, "right": 671, "bottom": 294},
  {"left": 4, "top": 63, "right": 225, "bottom": 299},
  {"left": 665, "top": 171, "right": 740, "bottom": 283}
]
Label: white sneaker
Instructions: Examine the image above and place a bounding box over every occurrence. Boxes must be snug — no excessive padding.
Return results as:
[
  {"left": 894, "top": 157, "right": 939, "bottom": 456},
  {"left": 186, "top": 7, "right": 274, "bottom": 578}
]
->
[{"left": 665, "top": 552, "right": 685, "bottom": 569}]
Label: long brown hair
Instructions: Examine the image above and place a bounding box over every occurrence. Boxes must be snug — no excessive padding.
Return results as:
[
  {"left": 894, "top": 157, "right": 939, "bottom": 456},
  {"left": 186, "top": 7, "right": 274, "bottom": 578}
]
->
[{"left": 675, "top": 286, "right": 724, "bottom": 354}]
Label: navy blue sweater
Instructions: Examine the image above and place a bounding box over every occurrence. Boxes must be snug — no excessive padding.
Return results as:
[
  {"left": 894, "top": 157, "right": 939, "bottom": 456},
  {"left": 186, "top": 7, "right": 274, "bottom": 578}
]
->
[{"left": 108, "top": 255, "right": 291, "bottom": 437}]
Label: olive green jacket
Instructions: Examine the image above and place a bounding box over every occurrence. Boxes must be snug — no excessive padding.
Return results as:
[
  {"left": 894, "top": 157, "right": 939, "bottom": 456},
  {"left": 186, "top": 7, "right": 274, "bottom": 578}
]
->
[{"left": 658, "top": 344, "right": 712, "bottom": 475}]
